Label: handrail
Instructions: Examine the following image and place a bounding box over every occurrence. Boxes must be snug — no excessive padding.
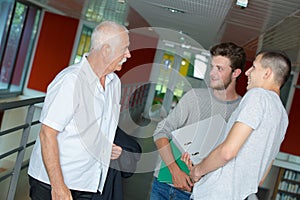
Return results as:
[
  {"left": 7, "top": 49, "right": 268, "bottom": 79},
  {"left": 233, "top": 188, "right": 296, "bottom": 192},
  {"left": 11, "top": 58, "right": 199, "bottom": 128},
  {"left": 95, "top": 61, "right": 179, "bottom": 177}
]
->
[
  {"left": 0, "top": 84, "right": 148, "bottom": 199},
  {"left": 0, "top": 96, "right": 45, "bottom": 200},
  {"left": 0, "top": 96, "right": 44, "bottom": 110}
]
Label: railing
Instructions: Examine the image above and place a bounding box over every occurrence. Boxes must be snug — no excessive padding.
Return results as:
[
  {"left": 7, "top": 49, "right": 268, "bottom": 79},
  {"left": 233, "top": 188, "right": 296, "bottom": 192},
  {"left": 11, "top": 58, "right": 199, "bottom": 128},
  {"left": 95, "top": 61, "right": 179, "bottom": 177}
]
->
[
  {"left": 0, "top": 84, "right": 149, "bottom": 200},
  {"left": 121, "top": 82, "right": 149, "bottom": 113},
  {"left": 120, "top": 82, "right": 150, "bottom": 125},
  {"left": 0, "top": 96, "right": 45, "bottom": 200}
]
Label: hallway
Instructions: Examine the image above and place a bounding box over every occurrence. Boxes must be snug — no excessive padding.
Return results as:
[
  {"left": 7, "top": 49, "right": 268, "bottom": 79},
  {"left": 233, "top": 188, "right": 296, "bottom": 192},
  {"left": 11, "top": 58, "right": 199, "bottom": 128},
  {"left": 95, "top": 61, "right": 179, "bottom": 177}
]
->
[
  {"left": 2, "top": 113, "right": 160, "bottom": 200},
  {"left": 119, "top": 113, "right": 160, "bottom": 200}
]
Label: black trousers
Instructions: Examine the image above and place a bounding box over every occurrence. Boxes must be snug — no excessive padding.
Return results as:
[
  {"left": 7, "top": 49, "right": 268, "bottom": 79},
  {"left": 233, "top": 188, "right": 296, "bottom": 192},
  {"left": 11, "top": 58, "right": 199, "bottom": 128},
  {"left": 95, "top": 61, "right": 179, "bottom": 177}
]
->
[{"left": 28, "top": 176, "right": 99, "bottom": 200}]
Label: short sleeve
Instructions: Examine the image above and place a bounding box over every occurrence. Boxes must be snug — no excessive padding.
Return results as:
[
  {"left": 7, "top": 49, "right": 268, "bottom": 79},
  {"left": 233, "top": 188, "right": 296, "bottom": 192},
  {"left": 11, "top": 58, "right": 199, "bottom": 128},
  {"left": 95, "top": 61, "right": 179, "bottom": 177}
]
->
[
  {"left": 40, "top": 74, "right": 77, "bottom": 132},
  {"left": 236, "top": 88, "right": 266, "bottom": 130}
]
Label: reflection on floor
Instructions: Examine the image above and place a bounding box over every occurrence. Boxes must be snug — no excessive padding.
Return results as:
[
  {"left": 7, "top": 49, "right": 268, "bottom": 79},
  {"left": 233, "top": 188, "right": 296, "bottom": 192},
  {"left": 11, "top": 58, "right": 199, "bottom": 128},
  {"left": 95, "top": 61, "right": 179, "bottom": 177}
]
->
[{"left": 119, "top": 113, "right": 160, "bottom": 200}]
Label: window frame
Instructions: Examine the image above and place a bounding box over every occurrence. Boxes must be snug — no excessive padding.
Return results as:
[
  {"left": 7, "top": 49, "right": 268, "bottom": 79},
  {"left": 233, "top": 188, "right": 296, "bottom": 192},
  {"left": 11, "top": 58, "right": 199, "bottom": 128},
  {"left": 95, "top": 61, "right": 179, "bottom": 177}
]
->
[{"left": 0, "top": 0, "right": 41, "bottom": 98}]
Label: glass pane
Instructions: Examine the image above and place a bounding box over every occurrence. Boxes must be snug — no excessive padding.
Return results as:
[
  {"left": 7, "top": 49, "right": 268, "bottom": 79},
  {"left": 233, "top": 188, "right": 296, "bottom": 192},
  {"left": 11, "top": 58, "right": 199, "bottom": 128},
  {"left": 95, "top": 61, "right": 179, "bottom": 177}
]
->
[
  {"left": 10, "top": 7, "right": 41, "bottom": 92},
  {"left": 0, "top": 2, "right": 27, "bottom": 90},
  {"left": 179, "top": 58, "right": 189, "bottom": 76},
  {"left": 74, "top": 25, "right": 92, "bottom": 64},
  {"left": 0, "top": 0, "right": 14, "bottom": 67}
]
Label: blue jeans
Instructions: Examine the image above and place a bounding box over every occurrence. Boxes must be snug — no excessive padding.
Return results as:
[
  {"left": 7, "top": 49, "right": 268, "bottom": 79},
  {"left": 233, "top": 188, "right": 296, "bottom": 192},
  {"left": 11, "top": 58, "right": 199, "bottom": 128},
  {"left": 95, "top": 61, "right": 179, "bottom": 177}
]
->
[{"left": 150, "top": 177, "right": 191, "bottom": 200}]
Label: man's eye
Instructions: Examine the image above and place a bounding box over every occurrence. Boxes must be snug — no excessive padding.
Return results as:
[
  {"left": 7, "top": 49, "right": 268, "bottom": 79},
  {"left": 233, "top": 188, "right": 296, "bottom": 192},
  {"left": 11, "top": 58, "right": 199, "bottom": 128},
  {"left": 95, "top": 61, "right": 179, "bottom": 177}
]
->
[
  {"left": 217, "top": 66, "right": 223, "bottom": 71},
  {"left": 211, "top": 65, "right": 224, "bottom": 71}
]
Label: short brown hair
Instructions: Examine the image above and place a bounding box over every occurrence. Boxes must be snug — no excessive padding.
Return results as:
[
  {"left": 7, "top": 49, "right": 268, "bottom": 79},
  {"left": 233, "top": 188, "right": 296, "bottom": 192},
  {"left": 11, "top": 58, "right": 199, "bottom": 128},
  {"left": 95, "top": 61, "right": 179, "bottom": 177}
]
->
[
  {"left": 210, "top": 42, "right": 246, "bottom": 71},
  {"left": 257, "top": 50, "right": 291, "bottom": 87}
]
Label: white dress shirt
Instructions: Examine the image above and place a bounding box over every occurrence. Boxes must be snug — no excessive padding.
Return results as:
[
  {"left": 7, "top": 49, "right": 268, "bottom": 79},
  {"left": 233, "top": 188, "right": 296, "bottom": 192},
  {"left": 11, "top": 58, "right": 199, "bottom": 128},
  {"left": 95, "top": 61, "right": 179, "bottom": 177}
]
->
[{"left": 28, "top": 55, "right": 121, "bottom": 193}]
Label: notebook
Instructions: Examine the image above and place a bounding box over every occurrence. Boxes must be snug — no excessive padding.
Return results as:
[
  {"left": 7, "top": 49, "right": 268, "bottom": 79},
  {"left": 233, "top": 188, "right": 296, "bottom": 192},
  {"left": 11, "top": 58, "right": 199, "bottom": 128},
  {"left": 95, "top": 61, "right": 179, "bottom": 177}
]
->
[
  {"left": 157, "top": 114, "right": 226, "bottom": 183},
  {"left": 172, "top": 114, "right": 226, "bottom": 164},
  {"left": 157, "top": 140, "right": 189, "bottom": 183}
]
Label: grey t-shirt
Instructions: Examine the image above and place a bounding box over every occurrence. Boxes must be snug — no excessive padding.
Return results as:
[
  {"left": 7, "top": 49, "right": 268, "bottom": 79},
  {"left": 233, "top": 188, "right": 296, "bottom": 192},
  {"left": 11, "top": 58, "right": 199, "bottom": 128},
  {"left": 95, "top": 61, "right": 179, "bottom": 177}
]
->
[
  {"left": 153, "top": 88, "right": 241, "bottom": 177},
  {"left": 192, "top": 88, "right": 288, "bottom": 200}
]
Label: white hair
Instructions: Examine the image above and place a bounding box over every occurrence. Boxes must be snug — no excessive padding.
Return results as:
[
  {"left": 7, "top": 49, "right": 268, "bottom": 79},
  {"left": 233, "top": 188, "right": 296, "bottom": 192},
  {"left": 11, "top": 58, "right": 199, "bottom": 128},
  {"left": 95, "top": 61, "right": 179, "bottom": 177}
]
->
[{"left": 90, "top": 21, "right": 128, "bottom": 51}]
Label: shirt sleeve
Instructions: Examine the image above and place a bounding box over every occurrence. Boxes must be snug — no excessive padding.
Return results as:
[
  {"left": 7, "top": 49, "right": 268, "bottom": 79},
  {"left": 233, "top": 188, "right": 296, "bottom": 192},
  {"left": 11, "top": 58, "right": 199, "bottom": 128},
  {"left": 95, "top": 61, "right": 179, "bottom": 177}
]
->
[
  {"left": 40, "top": 74, "right": 77, "bottom": 132},
  {"left": 153, "top": 90, "right": 194, "bottom": 141},
  {"left": 235, "top": 88, "right": 266, "bottom": 130}
]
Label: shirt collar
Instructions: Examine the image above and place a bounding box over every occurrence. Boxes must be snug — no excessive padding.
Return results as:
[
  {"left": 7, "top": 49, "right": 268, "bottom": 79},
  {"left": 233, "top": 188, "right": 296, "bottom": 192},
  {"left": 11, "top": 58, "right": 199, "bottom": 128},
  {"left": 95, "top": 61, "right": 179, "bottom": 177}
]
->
[{"left": 81, "top": 53, "right": 115, "bottom": 86}]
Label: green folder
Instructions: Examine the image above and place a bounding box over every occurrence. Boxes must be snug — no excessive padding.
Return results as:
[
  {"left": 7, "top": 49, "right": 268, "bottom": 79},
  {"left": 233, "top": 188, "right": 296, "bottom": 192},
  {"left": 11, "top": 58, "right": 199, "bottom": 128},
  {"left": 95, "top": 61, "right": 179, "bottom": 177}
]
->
[{"left": 157, "top": 140, "right": 190, "bottom": 183}]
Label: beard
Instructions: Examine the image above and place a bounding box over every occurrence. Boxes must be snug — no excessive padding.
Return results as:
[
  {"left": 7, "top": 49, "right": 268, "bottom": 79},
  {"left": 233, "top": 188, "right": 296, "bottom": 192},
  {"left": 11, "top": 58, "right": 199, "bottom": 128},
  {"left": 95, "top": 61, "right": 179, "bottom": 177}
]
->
[{"left": 210, "top": 75, "right": 232, "bottom": 90}]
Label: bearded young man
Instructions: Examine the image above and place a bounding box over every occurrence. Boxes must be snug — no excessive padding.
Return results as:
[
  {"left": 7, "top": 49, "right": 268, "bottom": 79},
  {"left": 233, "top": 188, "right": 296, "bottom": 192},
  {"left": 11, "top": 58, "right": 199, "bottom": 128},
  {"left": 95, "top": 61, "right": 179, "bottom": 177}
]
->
[{"left": 150, "top": 42, "right": 246, "bottom": 200}]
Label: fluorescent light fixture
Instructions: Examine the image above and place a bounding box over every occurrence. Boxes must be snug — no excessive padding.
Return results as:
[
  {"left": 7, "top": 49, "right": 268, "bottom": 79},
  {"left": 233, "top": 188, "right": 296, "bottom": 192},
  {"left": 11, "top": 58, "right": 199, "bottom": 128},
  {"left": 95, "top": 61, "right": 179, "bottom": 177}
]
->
[
  {"left": 194, "top": 59, "right": 207, "bottom": 79},
  {"left": 236, "top": 0, "right": 248, "bottom": 7},
  {"left": 164, "top": 7, "right": 185, "bottom": 14}
]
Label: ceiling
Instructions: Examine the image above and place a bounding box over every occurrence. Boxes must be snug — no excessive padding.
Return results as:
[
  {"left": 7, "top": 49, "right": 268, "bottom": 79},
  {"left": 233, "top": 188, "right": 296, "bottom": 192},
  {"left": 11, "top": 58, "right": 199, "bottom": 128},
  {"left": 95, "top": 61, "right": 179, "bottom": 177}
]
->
[{"left": 26, "top": 0, "right": 300, "bottom": 64}]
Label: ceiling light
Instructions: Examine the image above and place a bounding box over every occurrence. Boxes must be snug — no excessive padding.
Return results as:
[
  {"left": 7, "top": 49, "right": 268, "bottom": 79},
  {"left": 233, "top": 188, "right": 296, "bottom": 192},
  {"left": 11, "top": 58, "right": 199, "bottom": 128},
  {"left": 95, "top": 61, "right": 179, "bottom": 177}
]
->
[
  {"left": 165, "top": 7, "right": 185, "bottom": 14},
  {"left": 181, "top": 44, "right": 191, "bottom": 49},
  {"left": 236, "top": 0, "right": 248, "bottom": 8}
]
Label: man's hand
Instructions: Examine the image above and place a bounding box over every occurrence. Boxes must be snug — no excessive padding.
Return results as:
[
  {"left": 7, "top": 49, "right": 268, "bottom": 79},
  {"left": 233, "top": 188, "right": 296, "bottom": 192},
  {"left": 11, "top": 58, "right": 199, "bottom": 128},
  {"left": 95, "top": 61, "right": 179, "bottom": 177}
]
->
[
  {"left": 155, "top": 138, "right": 193, "bottom": 191},
  {"left": 171, "top": 167, "right": 194, "bottom": 192},
  {"left": 51, "top": 184, "right": 73, "bottom": 200},
  {"left": 111, "top": 144, "right": 122, "bottom": 160},
  {"left": 181, "top": 152, "right": 193, "bottom": 170},
  {"left": 181, "top": 152, "right": 202, "bottom": 183},
  {"left": 189, "top": 166, "right": 203, "bottom": 184},
  {"left": 40, "top": 124, "right": 72, "bottom": 200}
]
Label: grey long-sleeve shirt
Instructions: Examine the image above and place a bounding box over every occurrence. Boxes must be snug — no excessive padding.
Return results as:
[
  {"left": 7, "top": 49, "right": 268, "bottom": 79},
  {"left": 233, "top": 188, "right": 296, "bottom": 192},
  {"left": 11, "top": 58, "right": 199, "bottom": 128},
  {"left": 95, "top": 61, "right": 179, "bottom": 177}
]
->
[
  {"left": 153, "top": 88, "right": 241, "bottom": 141},
  {"left": 153, "top": 88, "right": 241, "bottom": 177}
]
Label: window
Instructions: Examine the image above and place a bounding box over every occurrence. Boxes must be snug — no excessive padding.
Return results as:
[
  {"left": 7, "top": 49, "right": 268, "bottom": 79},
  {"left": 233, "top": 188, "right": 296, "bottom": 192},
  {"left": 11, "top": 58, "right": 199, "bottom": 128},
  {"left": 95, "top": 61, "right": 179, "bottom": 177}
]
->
[
  {"left": 73, "top": 25, "right": 93, "bottom": 64},
  {"left": 0, "top": 0, "right": 40, "bottom": 98},
  {"left": 73, "top": 0, "right": 129, "bottom": 64}
]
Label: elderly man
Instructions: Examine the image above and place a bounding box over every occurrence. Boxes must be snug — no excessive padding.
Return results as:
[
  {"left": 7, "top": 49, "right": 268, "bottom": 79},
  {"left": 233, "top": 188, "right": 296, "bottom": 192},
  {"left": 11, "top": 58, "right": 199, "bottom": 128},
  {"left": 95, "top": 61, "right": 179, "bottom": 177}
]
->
[{"left": 28, "top": 21, "right": 131, "bottom": 200}]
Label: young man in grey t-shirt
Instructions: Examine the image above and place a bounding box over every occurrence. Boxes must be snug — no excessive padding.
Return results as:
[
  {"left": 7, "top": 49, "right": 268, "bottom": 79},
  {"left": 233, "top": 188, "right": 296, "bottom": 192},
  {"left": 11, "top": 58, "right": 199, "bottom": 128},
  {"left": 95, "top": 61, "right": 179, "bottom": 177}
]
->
[{"left": 182, "top": 50, "right": 291, "bottom": 200}]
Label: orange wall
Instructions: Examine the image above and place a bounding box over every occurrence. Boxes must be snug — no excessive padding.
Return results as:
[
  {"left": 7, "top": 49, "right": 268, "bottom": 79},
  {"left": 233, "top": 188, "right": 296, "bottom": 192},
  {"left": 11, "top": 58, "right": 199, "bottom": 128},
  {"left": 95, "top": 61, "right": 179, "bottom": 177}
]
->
[
  {"left": 116, "top": 32, "right": 158, "bottom": 84},
  {"left": 280, "top": 76, "right": 300, "bottom": 156},
  {"left": 116, "top": 6, "right": 158, "bottom": 84},
  {"left": 27, "top": 12, "right": 79, "bottom": 92}
]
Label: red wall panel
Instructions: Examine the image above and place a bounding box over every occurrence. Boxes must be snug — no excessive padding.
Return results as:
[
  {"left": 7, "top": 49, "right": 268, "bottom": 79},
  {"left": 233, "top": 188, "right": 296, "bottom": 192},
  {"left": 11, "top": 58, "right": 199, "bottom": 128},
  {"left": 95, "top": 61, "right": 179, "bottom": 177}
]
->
[
  {"left": 116, "top": 32, "right": 159, "bottom": 84},
  {"left": 280, "top": 76, "right": 300, "bottom": 156},
  {"left": 236, "top": 61, "right": 252, "bottom": 97},
  {"left": 127, "top": 6, "right": 151, "bottom": 29},
  {"left": 27, "top": 12, "right": 79, "bottom": 92}
]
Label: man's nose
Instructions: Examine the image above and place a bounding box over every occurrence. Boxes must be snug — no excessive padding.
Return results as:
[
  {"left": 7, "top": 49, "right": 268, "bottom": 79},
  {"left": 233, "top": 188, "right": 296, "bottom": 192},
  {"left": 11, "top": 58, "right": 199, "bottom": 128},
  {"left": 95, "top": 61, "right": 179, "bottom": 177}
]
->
[
  {"left": 245, "top": 67, "right": 252, "bottom": 76},
  {"left": 125, "top": 49, "right": 131, "bottom": 58}
]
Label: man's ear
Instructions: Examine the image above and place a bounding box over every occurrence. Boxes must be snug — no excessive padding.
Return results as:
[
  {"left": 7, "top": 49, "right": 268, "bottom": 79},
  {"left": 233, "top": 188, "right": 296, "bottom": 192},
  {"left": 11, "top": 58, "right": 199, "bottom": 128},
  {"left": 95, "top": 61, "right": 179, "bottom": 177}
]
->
[
  {"left": 232, "top": 68, "right": 242, "bottom": 78},
  {"left": 101, "top": 44, "right": 112, "bottom": 57},
  {"left": 263, "top": 67, "right": 272, "bottom": 79}
]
